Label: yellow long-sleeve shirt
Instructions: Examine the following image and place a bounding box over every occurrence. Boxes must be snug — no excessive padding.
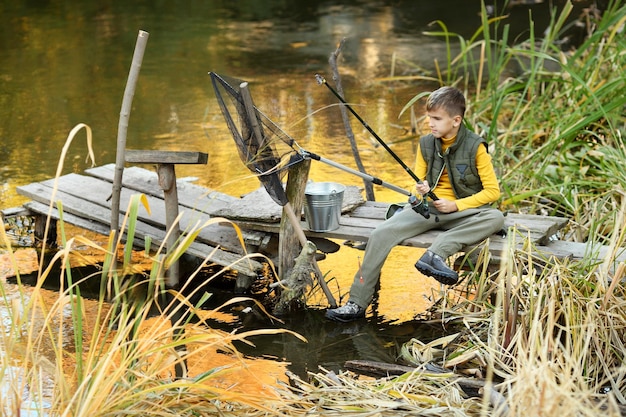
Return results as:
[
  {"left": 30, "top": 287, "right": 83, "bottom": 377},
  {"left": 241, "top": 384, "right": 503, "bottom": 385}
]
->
[{"left": 415, "top": 135, "right": 500, "bottom": 212}]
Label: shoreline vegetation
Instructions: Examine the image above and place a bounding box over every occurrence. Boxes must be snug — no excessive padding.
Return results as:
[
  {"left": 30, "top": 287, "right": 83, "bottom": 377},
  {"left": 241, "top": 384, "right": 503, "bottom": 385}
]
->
[{"left": 2, "top": 1, "right": 626, "bottom": 415}]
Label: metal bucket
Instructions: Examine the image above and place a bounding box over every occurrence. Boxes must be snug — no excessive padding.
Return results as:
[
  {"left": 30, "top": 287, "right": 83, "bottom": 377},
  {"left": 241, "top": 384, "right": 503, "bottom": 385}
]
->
[{"left": 304, "top": 182, "right": 346, "bottom": 232}]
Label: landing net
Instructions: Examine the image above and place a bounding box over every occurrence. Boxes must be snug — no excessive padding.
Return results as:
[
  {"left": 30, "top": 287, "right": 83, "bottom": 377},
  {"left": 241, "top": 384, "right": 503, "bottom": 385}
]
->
[{"left": 209, "top": 72, "right": 304, "bottom": 207}]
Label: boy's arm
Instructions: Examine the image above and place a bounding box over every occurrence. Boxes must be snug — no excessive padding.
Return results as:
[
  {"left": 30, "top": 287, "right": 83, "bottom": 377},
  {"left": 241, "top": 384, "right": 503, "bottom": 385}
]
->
[{"left": 455, "top": 145, "right": 501, "bottom": 211}]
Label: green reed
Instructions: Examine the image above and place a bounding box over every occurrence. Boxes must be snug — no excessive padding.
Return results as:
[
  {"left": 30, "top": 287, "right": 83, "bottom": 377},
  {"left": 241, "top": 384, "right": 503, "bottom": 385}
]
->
[
  {"left": 400, "top": 1, "right": 626, "bottom": 243},
  {"left": 2, "top": 3, "right": 626, "bottom": 415}
]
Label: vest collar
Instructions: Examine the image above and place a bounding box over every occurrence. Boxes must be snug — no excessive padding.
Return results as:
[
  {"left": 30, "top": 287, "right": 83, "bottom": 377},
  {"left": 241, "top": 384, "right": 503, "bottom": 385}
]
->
[{"left": 436, "top": 123, "right": 467, "bottom": 156}]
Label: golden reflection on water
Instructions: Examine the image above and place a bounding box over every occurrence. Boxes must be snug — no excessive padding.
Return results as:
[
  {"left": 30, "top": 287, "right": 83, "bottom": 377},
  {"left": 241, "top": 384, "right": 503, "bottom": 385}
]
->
[
  {"left": 158, "top": 78, "right": 440, "bottom": 322},
  {"left": 0, "top": 247, "right": 287, "bottom": 395},
  {"left": 1, "top": 218, "right": 438, "bottom": 401},
  {"left": 4, "top": 69, "right": 441, "bottom": 331},
  {"left": 311, "top": 244, "right": 439, "bottom": 322}
]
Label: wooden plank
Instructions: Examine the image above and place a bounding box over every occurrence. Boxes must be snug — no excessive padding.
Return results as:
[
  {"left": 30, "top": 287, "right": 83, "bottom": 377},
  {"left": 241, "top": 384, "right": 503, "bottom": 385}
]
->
[
  {"left": 232, "top": 216, "right": 443, "bottom": 247},
  {"left": 47, "top": 174, "right": 234, "bottom": 247},
  {"left": 18, "top": 174, "right": 253, "bottom": 254},
  {"left": 64, "top": 167, "right": 270, "bottom": 249},
  {"left": 542, "top": 239, "right": 626, "bottom": 263},
  {"left": 211, "top": 185, "right": 283, "bottom": 222},
  {"left": 348, "top": 202, "right": 390, "bottom": 220},
  {"left": 504, "top": 213, "right": 568, "bottom": 245},
  {"left": 1, "top": 206, "right": 33, "bottom": 218},
  {"left": 232, "top": 204, "right": 569, "bottom": 262},
  {"left": 23, "top": 201, "right": 111, "bottom": 237},
  {"left": 339, "top": 216, "right": 385, "bottom": 229},
  {"left": 88, "top": 165, "right": 367, "bottom": 223},
  {"left": 346, "top": 203, "right": 567, "bottom": 244},
  {"left": 16, "top": 179, "right": 263, "bottom": 270},
  {"left": 15, "top": 164, "right": 573, "bottom": 274},
  {"left": 18, "top": 181, "right": 125, "bottom": 229},
  {"left": 22, "top": 200, "right": 263, "bottom": 279},
  {"left": 86, "top": 164, "right": 238, "bottom": 211},
  {"left": 125, "top": 150, "right": 208, "bottom": 165},
  {"left": 206, "top": 183, "right": 365, "bottom": 223}
]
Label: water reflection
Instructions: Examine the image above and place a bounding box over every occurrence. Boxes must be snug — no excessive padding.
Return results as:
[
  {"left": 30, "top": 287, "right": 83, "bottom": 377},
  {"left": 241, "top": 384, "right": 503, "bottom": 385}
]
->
[
  {"left": 7, "top": 248, "right": 446, "bottom": 379},
  {"left": 0, "top": 0, "right": 594, "bottom": 377},
  {"left": 0, "top": 0, "right": 592, "bottom": 205},
  {"left": 202, "top": 300, "right": 449, "bottom": 379}
]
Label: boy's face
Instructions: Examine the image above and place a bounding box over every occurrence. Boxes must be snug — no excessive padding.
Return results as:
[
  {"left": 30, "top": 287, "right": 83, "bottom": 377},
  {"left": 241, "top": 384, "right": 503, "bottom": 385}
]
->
[{"left": 427, "top": 106, "right": 462, "bottom": 139}]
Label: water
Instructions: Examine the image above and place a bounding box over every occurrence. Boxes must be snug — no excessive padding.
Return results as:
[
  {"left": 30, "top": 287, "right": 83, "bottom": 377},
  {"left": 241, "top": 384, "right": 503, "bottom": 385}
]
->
[
  {"left": 10, "top": 257, "right": 450, "bottom": 379},
  {"left": 0, "top": 0, "right": 594, "bottom": 378}
]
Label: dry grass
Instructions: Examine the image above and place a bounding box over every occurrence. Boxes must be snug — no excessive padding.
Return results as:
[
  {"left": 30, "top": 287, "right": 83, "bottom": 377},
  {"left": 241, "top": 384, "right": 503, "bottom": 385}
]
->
[{"left": 2, "top": 3, "right": 626, "bottom": 416}]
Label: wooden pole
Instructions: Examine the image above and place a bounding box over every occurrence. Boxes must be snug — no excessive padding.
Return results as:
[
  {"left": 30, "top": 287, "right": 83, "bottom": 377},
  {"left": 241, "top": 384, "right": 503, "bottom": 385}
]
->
[
  {"left": 111, "top": 30, "right": 149, "bottom": 256},
  {"left": 282, "top": 202, "right": 337, "bottom": 307},
  {"left": 329, "top": 38, "right": 375, "bottom": 201}
]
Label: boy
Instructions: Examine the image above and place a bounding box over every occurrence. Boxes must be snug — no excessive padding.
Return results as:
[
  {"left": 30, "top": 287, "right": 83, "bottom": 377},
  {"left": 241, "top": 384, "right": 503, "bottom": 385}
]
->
[{"left": 325, "top": 86, "right": 504, "bottom": 322}]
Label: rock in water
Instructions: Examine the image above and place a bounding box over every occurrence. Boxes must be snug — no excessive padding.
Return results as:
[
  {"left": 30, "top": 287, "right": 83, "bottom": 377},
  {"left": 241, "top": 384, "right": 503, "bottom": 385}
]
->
[{"left": 273, "top": 241, "right": 317, "bottom": 316}]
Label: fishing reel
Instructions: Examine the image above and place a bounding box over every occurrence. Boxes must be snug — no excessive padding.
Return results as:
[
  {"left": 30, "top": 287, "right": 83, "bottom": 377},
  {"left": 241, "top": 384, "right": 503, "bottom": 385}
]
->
[{"left": 408, "top": 194, "right": 430, "bottom": 219}]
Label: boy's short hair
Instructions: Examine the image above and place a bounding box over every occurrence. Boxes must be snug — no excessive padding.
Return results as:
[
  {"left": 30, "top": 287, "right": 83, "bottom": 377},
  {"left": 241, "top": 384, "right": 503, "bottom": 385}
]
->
[{"left": 426, "top": 86, "right": 466, "bottom": 118}]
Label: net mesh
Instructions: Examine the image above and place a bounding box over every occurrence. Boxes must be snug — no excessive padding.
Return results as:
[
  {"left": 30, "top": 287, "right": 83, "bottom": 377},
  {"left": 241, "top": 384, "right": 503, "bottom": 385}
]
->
[{"left": 210, "top": 72, "right": 304, "bottom": 207}]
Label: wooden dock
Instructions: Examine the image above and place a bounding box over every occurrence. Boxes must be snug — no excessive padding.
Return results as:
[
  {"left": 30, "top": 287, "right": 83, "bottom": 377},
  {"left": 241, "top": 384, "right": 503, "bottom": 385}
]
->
[{"left": 6, "top": 163, "right": 619, "bottom": 286}]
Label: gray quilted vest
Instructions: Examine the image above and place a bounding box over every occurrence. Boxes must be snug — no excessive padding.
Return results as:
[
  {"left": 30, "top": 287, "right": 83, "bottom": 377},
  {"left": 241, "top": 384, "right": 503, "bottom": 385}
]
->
[{"left": 419, "top": 124, "right": 487, "bottom": 198}]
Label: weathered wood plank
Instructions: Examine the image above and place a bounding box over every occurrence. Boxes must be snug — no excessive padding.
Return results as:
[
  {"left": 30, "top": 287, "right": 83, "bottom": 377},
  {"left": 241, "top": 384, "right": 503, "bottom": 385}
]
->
[
  {"left": 23, "top": 201, "right": 112, "bottom": 237},
  {"left": 1, "top": 206, "right": 33, "bottom": 218},
  {"left": 86, "top": 164, "right": 239, "bottom": 211},
  {"left": 22, "top": 170, "right": 568, "bottom": 255},
  {"left": 347, "top": 204, "right": 567, "bottom": 243},
  {"left": 233, "top": 206, "right": 565, "bottom": 249},
  {"left": 232, "top": 217, "right": 447, "bottom": 248},
  {"left": 22, "top": 200, "right": 263, "bottom": 279},
  {"left": 540, "top": 239, "right": 626, "bottom": 263},
  {"left": 348, "top": 202, "right": 390, "bottom": 219},
  {"left": 90, "top": 164, "right": 366, "bottom": 223},
  {"left": 18, "top": 181, "right": 126, "bottom": 229},
  {"left": 18, "top": 174, "right": 253, "bottom": 254},
  {"left": 207, "top": 183, "right": 365, "bottom": 223},
  {"left": 16, "top": 180, "right": 264, "bottom": 276},
  {"left": 14, "top": 165, "right": 581, "bottom": 277},
  {"left": 125, "top": 150, "right": 208, "bottom": 165}
]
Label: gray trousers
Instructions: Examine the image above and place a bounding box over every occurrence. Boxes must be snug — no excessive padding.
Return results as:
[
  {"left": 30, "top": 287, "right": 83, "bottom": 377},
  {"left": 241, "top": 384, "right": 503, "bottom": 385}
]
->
[{"left": 348, "top": 204, "right": 505, "bottom": 307}]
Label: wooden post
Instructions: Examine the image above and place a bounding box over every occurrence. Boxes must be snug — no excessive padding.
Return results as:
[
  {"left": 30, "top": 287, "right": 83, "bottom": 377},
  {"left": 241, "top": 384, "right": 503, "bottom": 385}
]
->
[
  {"left": 279, "top": 158, "right": 311, "bottom": 278},
  {"left": 125, "top": 150, "right": 208, "bottom": 288},
  {"left": 34, "top": 214, "right": 57, "bottom": 246},
  {"left": 156, "top": 163, "right": 181, "bottom": 288}
]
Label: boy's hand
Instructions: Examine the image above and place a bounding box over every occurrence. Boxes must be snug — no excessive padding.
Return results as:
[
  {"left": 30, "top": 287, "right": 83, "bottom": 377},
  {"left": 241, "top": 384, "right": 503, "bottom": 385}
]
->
[
  {"left": 415, "top": 181, "right": 430, "bottom": 195},
  {"left": 415, "top": 181, "right": 458, "bottom": 213},
  {"left": 433, "top": 199, "right": 458, "bottom": 213}
]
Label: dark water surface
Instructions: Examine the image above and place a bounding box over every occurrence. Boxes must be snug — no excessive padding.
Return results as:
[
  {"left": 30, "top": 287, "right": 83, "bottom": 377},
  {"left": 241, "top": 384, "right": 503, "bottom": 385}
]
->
[
  {"left": 13, "top": 258, "right": 451, "bottom": 379},
  {"left": 1, "top": 0, "right": 593, "bottom": 377},
  {"left": 0, "top": 0, "right": 591, "bottom": 205}
]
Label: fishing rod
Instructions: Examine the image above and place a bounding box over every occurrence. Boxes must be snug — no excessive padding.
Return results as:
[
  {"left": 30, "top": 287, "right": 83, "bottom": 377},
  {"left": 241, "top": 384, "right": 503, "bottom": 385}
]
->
[{"left": 315, "top": 74, "right": 439, "bottom": 202}]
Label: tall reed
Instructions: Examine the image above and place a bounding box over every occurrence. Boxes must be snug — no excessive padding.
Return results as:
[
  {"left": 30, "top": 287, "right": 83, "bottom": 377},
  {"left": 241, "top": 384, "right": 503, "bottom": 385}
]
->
[
  {"left": 2, "top": 2, "right": 625, "bottom": 416},
  {"left": 0, "top": 125, "right": 303, "bottom": 416}
]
